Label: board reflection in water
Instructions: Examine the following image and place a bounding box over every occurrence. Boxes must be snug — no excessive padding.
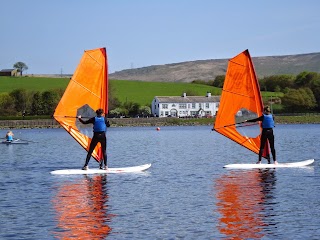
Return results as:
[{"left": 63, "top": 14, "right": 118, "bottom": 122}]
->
[
  {"left": 215, "top": 169, "right": 277, "bottom": 239},
  {"left": 52, "top": 175, "right": 114, "bottom": 239}
]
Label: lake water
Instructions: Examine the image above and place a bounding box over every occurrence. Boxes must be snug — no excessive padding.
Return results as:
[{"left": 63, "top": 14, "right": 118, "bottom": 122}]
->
[{"left": 0, "top": 124, "right": 319, "bottom": 239}]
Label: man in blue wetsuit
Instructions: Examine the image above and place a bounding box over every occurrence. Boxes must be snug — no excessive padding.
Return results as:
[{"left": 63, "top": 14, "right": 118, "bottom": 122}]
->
[
  {"left": 246, "top": 106, "right": 278, "bottom": 165},
  {"left": 78, "top": 108, "right": 110, "bottom": 170}
]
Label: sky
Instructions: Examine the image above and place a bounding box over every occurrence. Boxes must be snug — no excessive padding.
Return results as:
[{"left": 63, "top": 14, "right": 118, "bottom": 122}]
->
[{"left": 1, "top": 0, "right": 320, "bottom": 75}]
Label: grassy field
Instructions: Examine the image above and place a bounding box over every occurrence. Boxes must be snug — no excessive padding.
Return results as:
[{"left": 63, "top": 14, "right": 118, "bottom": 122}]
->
[
  {"left": 0, "top": 76, "right": 282, "bottom": 106},
  {"left": 0, "top": 76, "right": 69, "bottom": 92},
  {"left": 111, "top": 80, "right": 221, "bottom": 105}
]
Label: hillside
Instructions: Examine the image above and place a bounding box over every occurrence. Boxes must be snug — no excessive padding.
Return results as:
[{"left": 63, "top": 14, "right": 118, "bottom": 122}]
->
[{"left": 109, "top": 52, "right": 320, "bottom": 83}]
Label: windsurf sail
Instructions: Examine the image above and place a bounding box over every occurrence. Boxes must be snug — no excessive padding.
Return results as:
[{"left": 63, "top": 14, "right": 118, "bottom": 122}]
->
[
  {"left": 54, "top": 48, "right": 108, "bottom": 161},
  {"left": 214, "top": 49, "right": 270, "bottom": 158}
]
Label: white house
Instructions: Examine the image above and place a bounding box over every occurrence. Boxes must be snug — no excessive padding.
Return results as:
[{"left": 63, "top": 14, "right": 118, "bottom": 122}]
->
[{"left": 151, "top": 92, "right": 220, "bottom": 118}]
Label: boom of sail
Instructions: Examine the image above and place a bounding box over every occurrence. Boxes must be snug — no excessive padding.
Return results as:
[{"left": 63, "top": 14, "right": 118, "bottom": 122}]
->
[
  {"left": 54, "top": 48, "right": 108, "bottom": 161},
  {"left": 214, "top": 50, "right": 269, "bottom": 158}
]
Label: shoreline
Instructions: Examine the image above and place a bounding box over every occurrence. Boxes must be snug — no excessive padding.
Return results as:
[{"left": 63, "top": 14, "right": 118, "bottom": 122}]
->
[{"left": 0, "top": 115, "right": 320, "bottom": 129}]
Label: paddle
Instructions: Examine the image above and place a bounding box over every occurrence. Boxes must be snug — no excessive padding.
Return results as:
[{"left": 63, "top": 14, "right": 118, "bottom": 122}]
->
[{"left": 17, "top": 138, "right": 38, "bottom": 143}]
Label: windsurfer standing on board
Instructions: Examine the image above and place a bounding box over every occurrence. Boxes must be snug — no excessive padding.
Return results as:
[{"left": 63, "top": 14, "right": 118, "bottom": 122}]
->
[
  {"left": 245, "top": 106, "right": 278, "bottom": 165},
  {"left": 78, "top": 108, "right": 110, "bottom": 170}
]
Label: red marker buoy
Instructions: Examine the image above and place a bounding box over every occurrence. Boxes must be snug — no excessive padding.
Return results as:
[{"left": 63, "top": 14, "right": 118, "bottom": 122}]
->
[{"left": 156, "top": 127, "right": 160, "bottom": 131}]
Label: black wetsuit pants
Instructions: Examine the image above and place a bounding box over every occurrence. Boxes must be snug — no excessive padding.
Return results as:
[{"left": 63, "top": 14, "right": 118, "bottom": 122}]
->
[
  {"left": 84, "top": 132, "right": 107, "bottom": 167},
  {"left": 259, "top": 128, "right": 276, "bottom": 162}
]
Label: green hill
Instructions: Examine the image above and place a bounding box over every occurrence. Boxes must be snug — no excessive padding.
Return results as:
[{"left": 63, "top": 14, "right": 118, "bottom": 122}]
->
[{"left": 110, "top": 52, "right": 320, "bottom": 82}]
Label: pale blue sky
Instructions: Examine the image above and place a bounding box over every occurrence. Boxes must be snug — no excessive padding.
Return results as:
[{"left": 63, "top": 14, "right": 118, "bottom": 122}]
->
[{"left": 1, "top": 0, "right": 320, "bottom": 74}]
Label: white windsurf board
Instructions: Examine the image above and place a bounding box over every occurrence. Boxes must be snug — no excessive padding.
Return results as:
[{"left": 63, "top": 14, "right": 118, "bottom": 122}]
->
[
  {"left": 224, "top": 159, "right": 314, "bottom": 169},
  {"left": 51, "top": 163, "right": 151, "bottom": 175}
]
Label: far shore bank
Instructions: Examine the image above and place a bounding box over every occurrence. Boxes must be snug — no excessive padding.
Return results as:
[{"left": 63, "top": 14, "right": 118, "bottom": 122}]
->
[{"left": 0, "top": 114, "right": 320, "bottom": 129}]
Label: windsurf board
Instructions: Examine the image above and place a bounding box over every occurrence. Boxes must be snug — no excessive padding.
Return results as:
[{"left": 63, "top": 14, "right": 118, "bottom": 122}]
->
[
  {"left": 224, "top": 159, "right": 314, "bottom": 169},
  {"left": 51, "top": 163, "right": 151, "bottom": 175}
]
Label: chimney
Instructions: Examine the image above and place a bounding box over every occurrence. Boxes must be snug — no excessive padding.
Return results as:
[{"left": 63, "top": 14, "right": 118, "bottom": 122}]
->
[
  {"left": 206, "top": 92, "right": 211, "bottom": 97},
  {"left": 182, "top": 92, "right": 187, "bottom": 97}
]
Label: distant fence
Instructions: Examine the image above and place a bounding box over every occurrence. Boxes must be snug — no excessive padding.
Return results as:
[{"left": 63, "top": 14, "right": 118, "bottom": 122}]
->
[
  {"left": 0, "top": 117, "right": 201, "bottom": 129},
  {"left": 276, "top": 112, "right": 320, "bottom": 116},
  {"left": 0, "top": 119, "right": 59, "bottom": 129}
]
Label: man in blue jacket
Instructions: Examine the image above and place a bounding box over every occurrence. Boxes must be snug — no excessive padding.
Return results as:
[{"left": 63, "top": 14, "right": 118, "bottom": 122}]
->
[
  {"left": 78, "top": 108, "right": 110, "bottom": 170},
  {"left": 246, "top": 106, "right": 278, "bottom": 165}
]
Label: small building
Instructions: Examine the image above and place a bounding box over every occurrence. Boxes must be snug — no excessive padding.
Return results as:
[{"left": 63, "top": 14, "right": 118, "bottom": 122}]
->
[
  {"left": 151, "top": 92, "right": 220, "bottom": 118},
  {"left": 0, "top": 69, "right": 18, "bottom": 76}
]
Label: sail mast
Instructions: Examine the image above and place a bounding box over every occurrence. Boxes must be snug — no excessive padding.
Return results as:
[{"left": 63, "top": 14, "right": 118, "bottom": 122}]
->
[
  {"left": 214, "top": 50, "right": 269, "bottom": 158},
  {"left": 54, "top": 48, "right": 108, "bottom": 162}
]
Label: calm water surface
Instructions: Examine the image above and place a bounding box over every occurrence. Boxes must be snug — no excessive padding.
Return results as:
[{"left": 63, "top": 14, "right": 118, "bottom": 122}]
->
[{"left": 0, "top": 124, "right": 319, "bottom": 239}]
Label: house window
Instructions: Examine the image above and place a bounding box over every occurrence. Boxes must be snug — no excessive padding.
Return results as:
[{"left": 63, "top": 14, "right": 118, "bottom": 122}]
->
[
  {"left": 172, "top": 103, "right": 176, "bottom": 107},
  {"left": 205, "top": 103, "right": 209, "bottom": 108},
  {"left": 162, "top": 104, "right": 168, "bottom": 109},
  {"left": 190, "top": 111, "right": 197, "bottom": 116},
  {"left": 192, "top": 103, "right": 196, "bottom": 109},
  {"left": 179, "top": 103, "right": 187, "bottom": 109}
]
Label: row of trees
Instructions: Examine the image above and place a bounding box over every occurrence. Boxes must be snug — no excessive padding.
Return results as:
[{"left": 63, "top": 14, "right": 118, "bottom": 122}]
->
[
  {"left": 260, "top": 72, "right": 319, "bottom": 111},
  {"left": 193, "top": 71, "right": 320, "bottom": 112},
  {"left": 1, "top": 71, "right": 319, "bottom": 118},
  {"left": 0, "top": 88, "right": 151, "bottom": 118},
  {"left": 0, "top": 89, "right": 63, "bottom": 117}
]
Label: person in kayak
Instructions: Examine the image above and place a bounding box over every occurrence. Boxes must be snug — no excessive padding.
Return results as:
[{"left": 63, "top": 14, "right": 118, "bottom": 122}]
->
[
  {"left": 246, "top": 106, "right": 278, "bottom": 165},
  {"left": 6, "top": 131, "right": 14, "bottom": 142},
  {"left": 78, "top": 108, "right": 110, "bottom": 170}
]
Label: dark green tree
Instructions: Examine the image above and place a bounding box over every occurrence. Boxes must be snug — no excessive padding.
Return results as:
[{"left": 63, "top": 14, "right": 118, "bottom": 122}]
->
[
  {"left": 139, "top": 105, "right": 151, "bottom": 117},
  {"left": 281, "top": 88, "right": 317, "bottom": 112},
  {"left": 9, "top": 89, "right": 28, "bottom": 114},
  {"left": 13, "top": 62, "right": 28, "bottom": 76},
  {"left": 260, "top": 75, "right": 294, "bottom": 92},
  {"left": 123, "top": 101, "right": 140, "bottom": 117},
  {"left": 31, "top": 91, "right": 43, "bottom": 115},
  {"left": 0, "top": 93, "right": 15, "bottom": 115},
  {"left": 41, "top": 90, "right": 59, "bottom": 115},
  {"left": 212, "top": 75, "right": 225, "bottom": 88},
  {"left": 294, "top": 71, "right": 318, "bottom": 88}
]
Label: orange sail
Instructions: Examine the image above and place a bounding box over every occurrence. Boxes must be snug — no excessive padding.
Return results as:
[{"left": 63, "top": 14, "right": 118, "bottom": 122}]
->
[
  {"left": 214, "top": 49, "right": 269, "bottom": 158},
  {"left": 54, "top": 48, "right": 108, "bottom": 161}
]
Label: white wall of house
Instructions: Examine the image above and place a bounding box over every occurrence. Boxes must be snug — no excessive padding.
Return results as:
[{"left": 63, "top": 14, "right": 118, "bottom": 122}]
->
[{"left": 151, "top": 93, "right": 220, "bottom": 118}]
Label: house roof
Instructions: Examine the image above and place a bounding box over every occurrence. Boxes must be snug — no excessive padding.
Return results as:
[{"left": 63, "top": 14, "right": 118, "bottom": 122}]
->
[
  {"left": 155, "top": 95, "right": 220, "bottom": 103},
  {"left": 0, "top": 69, "right": 15, "bottom": 72}
]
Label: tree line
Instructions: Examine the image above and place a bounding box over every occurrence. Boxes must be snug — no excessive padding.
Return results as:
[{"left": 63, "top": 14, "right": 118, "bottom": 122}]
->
[
  {"left": 0, "top": 85, "right": 151, "bottom": 118},
  {"left": 193, "top": 71, "right": 320, "bottom": 112},
  {"left": 1, "top": 71, "right": 319, "bottom": 118}
]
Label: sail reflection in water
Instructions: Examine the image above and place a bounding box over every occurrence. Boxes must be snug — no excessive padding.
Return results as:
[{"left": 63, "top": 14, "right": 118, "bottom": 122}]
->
[
  {"left": 52, "top": 175, "right": 114, "bottom": 239},
  {"left": 215, "top": 169, "right": 277, "bottom": 239}
]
